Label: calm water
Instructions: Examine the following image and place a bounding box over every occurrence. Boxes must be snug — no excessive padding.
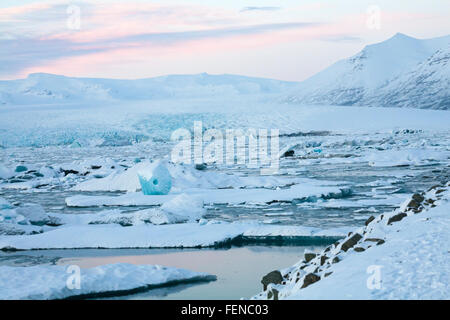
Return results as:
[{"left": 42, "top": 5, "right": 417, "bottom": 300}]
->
[{"left": 0, "top": 246, "right": 324, "bottom": 299}]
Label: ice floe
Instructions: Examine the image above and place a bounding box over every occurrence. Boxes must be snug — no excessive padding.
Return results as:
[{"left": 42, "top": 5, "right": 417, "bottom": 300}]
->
[
  {"left": 0, "top": 220, "right": 351, "bottom": 250},
  {"left": 66, "top": 184, "right": 350, "bottom": 207},
  {"left": 0, "top": 263, "right": 215, "bottom": 299}
]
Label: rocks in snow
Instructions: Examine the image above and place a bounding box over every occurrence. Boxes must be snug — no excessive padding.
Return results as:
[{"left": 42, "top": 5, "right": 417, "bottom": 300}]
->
[
  {"left": 253, "top": 185, "right": 448, "bottom": 300},
  {"left": 365, "top": 238, "right": 385, "bottom": 245},
  {"left": 261, "top": 270, "right": 283, "bottom": 291},
  {"left": 365, "top": 216, "right": 375, "bottom": 226},
  {"left": 387, "top": 212, "right": 407, "bottom": 225},
  {"left": 267, "top": 288, "right": 279, "bottom": 300},
  {"left": 304, "top": 252, "right": 317, "bottom": 263},
  {"left": 301, "top": 273, "right": 321, "bottom": 289},
  {"left": 340, "top": 233, "right": 363, "bottom": 252}
]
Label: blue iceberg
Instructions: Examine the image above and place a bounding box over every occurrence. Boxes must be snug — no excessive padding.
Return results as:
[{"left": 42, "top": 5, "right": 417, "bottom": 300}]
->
[{"left": 138, "top": 161, "right": 172, "bottom": 195}]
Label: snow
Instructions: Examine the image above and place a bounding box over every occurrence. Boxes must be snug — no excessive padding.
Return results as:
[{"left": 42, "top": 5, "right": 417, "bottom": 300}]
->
[
  {"left": 363, "top": 148, "right": 450, "bottom": 167},
  {"left": 0, "top": 72, "right": 296, "bottom": 106},
  {"left": 0, "top": 220, "right": 350, "bottom": 250},
  {"left": 0, "top": 263, "right": 215, "bottom": 300},
  {"left": 366, "top": 45, "right": 450, "bottom": 110},
  {"left": 253, "top": 185, "right": 450, "bottom": 300}
]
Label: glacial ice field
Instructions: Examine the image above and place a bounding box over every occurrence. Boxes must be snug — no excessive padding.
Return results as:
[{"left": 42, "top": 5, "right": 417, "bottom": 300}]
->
[
  {"left": 1, "top": 101, "right": 449, "bottom": 240},
  {"left": 0, "top": 99, "right": 449, "bottom": 299}
]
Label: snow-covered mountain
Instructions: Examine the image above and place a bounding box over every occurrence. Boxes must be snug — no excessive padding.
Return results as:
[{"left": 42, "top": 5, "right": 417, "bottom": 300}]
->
[
  {"left": 1, "top": 33, "right": 448, "bottom": 109},
  {"left": 287, "top": 33, "right": 450, "bottom": 109},
  {"left": 365, "top": 45, "right": 450, "bottom": 109},
  {"left": 0, "top": 73, "right": 297, "bottom": 105}
]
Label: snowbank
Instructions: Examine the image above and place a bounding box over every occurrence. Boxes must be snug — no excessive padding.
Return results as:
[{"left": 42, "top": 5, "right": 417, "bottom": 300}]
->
[
  {"left": 0, "top": 263, "right": 215, "bottom": 300},
  {"left": 253, "top": 183, "right": 450, "bottom": 300}
]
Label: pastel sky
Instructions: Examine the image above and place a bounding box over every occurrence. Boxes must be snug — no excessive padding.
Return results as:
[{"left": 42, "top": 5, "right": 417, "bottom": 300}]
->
[{"left": 1, "top": 0, "right": 449, "bottom": 81}]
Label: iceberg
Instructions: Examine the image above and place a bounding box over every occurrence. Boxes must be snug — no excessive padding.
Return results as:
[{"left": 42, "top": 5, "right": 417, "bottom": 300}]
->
[{"left": 138, "top": 160, "right": 172, "bottom": 195}]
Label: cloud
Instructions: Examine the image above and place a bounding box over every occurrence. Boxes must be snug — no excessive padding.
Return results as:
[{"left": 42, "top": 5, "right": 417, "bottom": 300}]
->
[
  {"left": 0, "top": 22, "right": 319, "bottom": 77},
  {"left": 240, "top": 6, "right": 281, "bottom": 13},
  {"left": 0, "top": 1, "right": 366, "bottom": 79}
]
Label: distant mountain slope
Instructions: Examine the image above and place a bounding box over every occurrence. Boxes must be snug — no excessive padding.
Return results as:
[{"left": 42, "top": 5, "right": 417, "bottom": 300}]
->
[
  {"left": 287, "top": 33, "right": 450, "bottom": 109},
  {"left": 1, "top": 33, "right": 448, "bottom": 109},
  {"left": 366, "top": 45, "right": 450, "bottom": 109},
  {"left": 0, "top": 73, "right": 298, "bottom": 105}
]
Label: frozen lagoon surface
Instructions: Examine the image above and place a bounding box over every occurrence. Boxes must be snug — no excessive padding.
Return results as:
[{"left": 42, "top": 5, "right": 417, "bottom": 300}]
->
[{"left": 0, "top": 101, "right": 449, "bottom": 299}]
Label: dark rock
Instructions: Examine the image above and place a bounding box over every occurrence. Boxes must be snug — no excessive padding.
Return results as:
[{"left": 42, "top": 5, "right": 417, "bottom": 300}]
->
[
  {"left": 91, "top": 165, "right": 102, "bottom": 170},
  {"left": 412, "top": 193, "right": 424, "bottom": 203},
  {"left": 387, "top": 212, "right": 407, "bottom": 225},
  {"left": 267, "top": 288, "right": 279, "bottom": 300},
  {"left": 332, "top": 257, "right": 340, "bottom": 264},
  {"left": 320, "top": 255, "right": 328, "bottom": 266},
  {"left": 301, "top": 273, "right": 321, "bottom": 289},
  {"left": 341, "top": 233, "right": 362, "bottom": 252},
  {"left": 62, "top": 169, "right": 79, "bottom": 176},
  {"left": 354, "top": 247, "right": 365, "bottom": 252},
  {"left": 304, "top": 253, "right": 317, "bottom": 263},
  {"left": 436, "top": 189, "right": 445, "bottom": 194},
  {"left": 365, "top": 216, "right": 375, "bottom": 226},
  {"left": 428, "top": 184, "right": 441, "bottom": 191},
  {"left": 324, "top": 272, "right": 333, "bottom": 278},
  {"left": 365, "top": 238, "right": 385, "bottom": 245},
  {"left": 261, "top": 270, "right": 283, "bottom": 291},
  {"left": 282, "top": 150, "right": 295, "bottom": 158},
  {"left": 406, "top": 199, "right": 420, "bottom": 209},
  {"left": 0, "top": 246, "right": 19, "bottom": 252},
  {"left": 195, "top": 163, "right": 207, "bottom": 171}
]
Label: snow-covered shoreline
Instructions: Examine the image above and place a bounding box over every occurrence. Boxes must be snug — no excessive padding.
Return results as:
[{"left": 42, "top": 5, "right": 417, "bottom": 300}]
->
[{"left": 253, "top": 182, "right": 450, "bottom": 300}]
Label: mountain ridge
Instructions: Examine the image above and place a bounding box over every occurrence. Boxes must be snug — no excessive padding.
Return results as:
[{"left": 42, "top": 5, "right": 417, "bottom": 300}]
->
[
  {"left": 1, "top": 33, "right": 448, "bottom": 109},
  {"left": 287, "top": 33, "right": 450, "bottom": 109}
]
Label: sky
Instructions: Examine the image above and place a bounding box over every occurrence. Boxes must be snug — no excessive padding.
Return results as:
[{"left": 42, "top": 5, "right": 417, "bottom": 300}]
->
[{"left": 0, "top": 0, "right": 449, "bottom": 81}]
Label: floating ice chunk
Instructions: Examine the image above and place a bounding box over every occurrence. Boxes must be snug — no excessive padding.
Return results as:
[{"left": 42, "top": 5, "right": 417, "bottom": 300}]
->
[
  {"left": 16, "top": 204, "right": 62, "bottom": 226},
  {"left": 39, "top": 166, "right": 57, "bottom": 178},
  {"left": 160, "top": 193, "right": 205, "bottom": 221},
  {"left": 138, "top": 160, "right": 172, "bottom": 195},
  {"left": 0, "top": 209, "right": 26, "bottom": 225},
  {"left": 140, "top": 209, "right": 188, "bottom": 225},
  {"left": 0, "top": 263, "right": 215, "bottom": 300},
  {"left": 0, "top": 164, "right": 14, "bottom": 179},
  {"left": 0, "top": 197, "right": 13, "bottom": 210},
  {"left": 15, "top": 165, "right": 28, "bottom": 173}
]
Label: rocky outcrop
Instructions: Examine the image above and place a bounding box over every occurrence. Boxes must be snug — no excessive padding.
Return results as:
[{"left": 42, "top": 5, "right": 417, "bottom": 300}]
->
[{"left": 261, "top": 270, "right": 283, "bottom": 291}]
